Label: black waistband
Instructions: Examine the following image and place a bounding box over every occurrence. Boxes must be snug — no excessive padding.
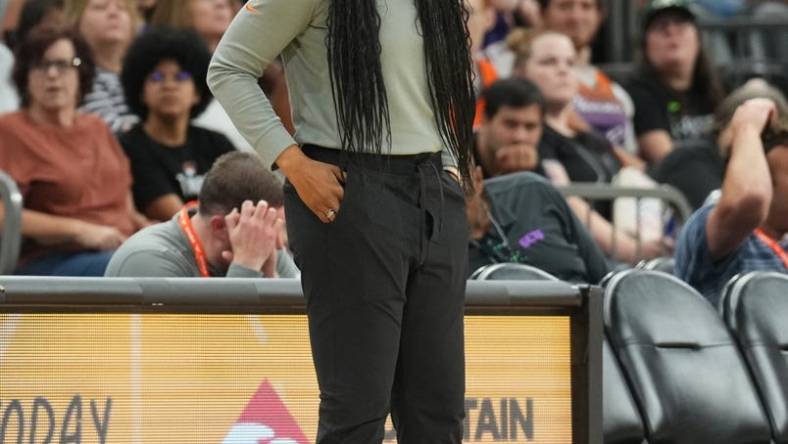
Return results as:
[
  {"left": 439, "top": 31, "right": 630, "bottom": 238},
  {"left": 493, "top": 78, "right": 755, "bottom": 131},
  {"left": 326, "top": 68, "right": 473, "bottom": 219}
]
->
[{"left": 301, "top": 144, "right": 442, "bottom": 174}]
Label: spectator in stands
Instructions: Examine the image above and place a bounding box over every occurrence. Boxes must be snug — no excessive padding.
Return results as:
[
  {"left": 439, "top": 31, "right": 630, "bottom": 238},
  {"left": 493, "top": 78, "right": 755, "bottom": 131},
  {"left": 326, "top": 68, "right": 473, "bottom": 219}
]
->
[
  {"left": 150, "top": 0, "right": 231, "bottom": 52},
  {"left": 1, "top": 0, "right": 18, "bottom": 41},
  {"left": 149, "top": 0, "right": 288, "bottom": 150},
  {"left": 476, "top": 77, "right": 665, "bottom": 264},
  {"left": 0, "top": 26, "right": 148, "bottom": 276},
  {"left": 511, "top": 30, "right": 650, "bottom": 210},
  {"left": 6, "top": 0, "right": 64, "bottom": 50},
  {"left": 482, "top": 0, "right": 542, "bottom": 64},
  {"left": 119, "top": 26, "right": 234, "bottom": 222},
  {"left": 675, "top": 81, "right": 788, "bottom": 303},
  {"left": 134, "top": 0, "right": 156, "bottom": 24},
  {"left": 1, "top": 0, "right": 65, "bottom": 112},
  {"left": 537, "top": 0, "right": 640, "bottom": 155},
  {"left": 468, "top": 0, "right": 500, "bottom": 129},
  {"left": 474, "top": 78, "right": 545, "bottom": 178},
  {"left": 467, "top": 165, "right": 609, "bottom": 283},
  {"left": 65, "top": 0, "right": 140, "bottom": 133},
  {"left": 511, "top": 30, "right": 643, "bottom": 186},
  {"left": 626, "top": 0, "right": 725, "bottom": 164},
  {"left": 106, "top": 151, "right": 298, "bottom": 278},
  {"left": 0, "top": 0, "right": 18, "bottom": 112}
]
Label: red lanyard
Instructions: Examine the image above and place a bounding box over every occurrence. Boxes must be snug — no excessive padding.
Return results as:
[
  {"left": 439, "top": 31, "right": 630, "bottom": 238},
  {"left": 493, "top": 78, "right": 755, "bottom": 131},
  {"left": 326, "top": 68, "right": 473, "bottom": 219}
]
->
[
  {"left": 754, "top": 228, "right": 788, "bottom": 271},
  {"left": 178, "top": 203, "right": 210, "bottom": 277}
]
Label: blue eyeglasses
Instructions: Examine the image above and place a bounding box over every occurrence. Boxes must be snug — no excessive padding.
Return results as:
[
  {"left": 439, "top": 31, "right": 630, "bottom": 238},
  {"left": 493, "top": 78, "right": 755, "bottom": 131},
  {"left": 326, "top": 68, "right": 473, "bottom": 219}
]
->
[{"left": 147, "top": 70, "right": 193, "bottom": 83}]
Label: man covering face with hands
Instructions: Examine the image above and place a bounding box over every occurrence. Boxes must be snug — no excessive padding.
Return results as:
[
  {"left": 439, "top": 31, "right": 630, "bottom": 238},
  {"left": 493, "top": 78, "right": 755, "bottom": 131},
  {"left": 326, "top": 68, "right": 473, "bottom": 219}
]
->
[{"left": 105, "top": 151, "right": 299, "bottom": 278}]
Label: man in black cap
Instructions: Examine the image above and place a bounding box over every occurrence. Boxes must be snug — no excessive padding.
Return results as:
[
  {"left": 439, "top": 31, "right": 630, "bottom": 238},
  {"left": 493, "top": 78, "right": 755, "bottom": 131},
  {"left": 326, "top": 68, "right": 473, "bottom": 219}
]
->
[{"left": 626, "top": 0, "right": 726, "bottom": 165}]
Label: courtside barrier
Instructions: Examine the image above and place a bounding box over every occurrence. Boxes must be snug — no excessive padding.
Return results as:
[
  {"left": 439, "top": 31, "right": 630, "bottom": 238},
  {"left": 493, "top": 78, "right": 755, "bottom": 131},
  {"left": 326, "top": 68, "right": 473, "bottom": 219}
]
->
[
  {"left": 0, "top": 171, "right": 22, "bottom": 275},
  {"left": 0, "top": 277, "right": 602, "bottom": 444}
]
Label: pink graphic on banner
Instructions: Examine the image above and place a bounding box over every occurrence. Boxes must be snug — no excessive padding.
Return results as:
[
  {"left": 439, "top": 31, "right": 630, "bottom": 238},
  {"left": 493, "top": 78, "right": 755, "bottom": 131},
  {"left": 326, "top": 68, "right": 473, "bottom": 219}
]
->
[{"left": 222, "top": 379, "right": 309, "bottom": 444}]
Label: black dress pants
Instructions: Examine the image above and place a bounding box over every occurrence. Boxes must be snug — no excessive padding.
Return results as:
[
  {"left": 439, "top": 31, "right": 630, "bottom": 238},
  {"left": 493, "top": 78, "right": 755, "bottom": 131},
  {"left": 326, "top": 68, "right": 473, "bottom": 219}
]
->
[{"left": 284, "top": 146, "right": 468, "bottom": 444}]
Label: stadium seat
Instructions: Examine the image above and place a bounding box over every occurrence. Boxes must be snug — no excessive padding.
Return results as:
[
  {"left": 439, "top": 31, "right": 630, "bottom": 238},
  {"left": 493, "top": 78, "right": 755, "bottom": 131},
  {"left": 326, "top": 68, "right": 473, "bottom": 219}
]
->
[
  {"left": 469, "top": 262, "right": 559, "bottom": 281},
  {"left": 636, "top": 257, "right": 675, "bottom": 275},
  {"left": 603, "top": 338, "right": 648, "bottom": 444},
  {"left": 720, "top": 272, "right": 788, "bottom": 443},
  {"left": 475, "top": 263, "right": 649, "bottom": 443},
  {"left": 604, "top": 270, "right": 773, "bottom": 443}
]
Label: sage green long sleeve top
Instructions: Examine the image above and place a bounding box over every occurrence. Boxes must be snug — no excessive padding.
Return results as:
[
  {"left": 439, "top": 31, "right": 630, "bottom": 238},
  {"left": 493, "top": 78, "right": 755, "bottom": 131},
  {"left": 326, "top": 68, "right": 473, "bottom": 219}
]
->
[{"left": 207, "top": 0, "right": 456, "bottom": 170}]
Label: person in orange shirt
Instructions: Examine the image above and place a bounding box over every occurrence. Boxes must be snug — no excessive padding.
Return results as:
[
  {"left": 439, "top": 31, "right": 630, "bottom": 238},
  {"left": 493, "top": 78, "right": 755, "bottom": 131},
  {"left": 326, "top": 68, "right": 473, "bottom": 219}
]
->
[
  {"left": 0, "top": 26, "right": 148, "bottom": 276},
  {"left": 468, "top": 0, "right": 499, "bottom": 129}
]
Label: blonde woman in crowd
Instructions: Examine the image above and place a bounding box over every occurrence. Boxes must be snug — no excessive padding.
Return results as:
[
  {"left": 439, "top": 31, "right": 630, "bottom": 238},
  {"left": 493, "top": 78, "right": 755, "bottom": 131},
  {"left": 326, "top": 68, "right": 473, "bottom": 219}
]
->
[
  {"left": 513, "top": 30, "right": 668, "bottom": 263},
  {"left": 65, "top": 0, "right": 140, "bottom": 132}
]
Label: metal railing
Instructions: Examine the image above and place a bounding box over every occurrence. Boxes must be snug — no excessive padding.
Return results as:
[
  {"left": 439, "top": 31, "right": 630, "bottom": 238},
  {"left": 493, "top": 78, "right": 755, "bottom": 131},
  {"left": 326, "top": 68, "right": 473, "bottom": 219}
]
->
[
  {"left": 557, "top": 182, "right": 693, "bottom": 221},
  {"left": 697, "top": 16, "right": 788, "bottom": 78},
  {"left": 0, "top": 276, "right": 603, "bottom": 444},
  {"left": 0, "top": 170, "right": 22, "bottom": 275},
  {"left": 697, "top": 16, "right": 788, "bottom": 31},
  {"left": 606, "top": 1, "right": 788, "bottom": 64},
  {"left": 557, "top": 182, "right": 693, "bottom": 261}
]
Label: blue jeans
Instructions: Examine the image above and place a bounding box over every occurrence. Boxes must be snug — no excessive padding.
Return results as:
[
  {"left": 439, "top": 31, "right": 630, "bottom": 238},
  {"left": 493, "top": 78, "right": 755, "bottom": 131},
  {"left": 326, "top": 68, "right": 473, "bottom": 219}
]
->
[{"left": 16, "top": 250, "right": 115, "bottom": 276}]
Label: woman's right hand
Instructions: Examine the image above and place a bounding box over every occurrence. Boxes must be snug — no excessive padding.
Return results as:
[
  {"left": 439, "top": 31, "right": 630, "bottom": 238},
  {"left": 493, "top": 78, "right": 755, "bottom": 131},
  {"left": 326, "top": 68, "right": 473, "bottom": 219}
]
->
[
  {"left": 73, "top": 222, "right": 128, "bottom": 250},
  {"left": 276, "top": 145, "right": 345, "bottom": 223}
]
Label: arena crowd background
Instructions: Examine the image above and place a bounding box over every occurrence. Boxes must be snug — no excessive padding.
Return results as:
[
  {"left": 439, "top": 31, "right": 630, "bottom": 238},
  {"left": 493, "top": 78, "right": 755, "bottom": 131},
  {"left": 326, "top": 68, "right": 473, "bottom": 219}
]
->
[{"left": 1, "top": 0, "right": 787, "bottom": 443}]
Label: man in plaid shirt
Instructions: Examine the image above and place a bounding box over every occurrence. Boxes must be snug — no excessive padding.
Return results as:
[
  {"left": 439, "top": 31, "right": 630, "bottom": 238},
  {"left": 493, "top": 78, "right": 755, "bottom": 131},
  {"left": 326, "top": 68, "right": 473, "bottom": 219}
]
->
[{"left": 675, "top": 81, "right": 788, "bottom": 304}]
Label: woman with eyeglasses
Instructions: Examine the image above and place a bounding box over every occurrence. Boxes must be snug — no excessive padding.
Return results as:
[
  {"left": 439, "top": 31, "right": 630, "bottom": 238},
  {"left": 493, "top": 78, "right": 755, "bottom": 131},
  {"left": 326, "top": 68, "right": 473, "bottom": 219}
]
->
[
  {"left": 0, "top": 25, "right": 149, "bottom": 276},
  {"left": 119, "top": 26, "right": 234, "bottom": 222}
]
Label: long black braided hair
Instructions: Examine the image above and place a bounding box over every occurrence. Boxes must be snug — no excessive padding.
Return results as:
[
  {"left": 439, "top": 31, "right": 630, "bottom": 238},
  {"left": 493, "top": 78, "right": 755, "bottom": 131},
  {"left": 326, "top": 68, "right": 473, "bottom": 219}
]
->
[{"left": 326, "top": 0, "right": 476, "bottom": 183}]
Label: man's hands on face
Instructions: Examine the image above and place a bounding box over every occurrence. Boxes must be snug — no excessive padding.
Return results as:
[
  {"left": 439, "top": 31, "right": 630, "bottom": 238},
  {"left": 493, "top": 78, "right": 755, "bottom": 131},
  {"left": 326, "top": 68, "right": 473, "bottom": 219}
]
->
[
  {"left": 221, "top": 200, "right": 284, "bottom": 274},
  {"left": 493, "top": 143, "right": 538, "bottom": 175}
]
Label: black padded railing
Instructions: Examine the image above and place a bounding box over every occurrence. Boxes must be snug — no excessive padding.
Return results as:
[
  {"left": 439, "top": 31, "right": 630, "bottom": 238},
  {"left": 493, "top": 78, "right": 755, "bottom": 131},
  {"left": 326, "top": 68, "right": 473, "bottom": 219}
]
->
[{"left": 0, "top": 276, "right": 603, "bottom": 444}]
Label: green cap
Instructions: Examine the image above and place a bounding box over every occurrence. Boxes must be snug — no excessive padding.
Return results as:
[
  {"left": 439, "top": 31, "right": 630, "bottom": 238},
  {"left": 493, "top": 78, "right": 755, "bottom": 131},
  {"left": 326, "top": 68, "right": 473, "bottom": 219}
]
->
[{"left": 642, "top": 0, "right": 695, "bottom": 32}]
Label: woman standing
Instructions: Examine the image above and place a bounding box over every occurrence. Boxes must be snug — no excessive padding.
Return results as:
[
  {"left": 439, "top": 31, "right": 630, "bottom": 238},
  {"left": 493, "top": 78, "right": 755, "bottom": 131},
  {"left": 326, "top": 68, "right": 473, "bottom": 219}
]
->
[{"left": 208, "top": 0, "right": 475, "bottom": 442}]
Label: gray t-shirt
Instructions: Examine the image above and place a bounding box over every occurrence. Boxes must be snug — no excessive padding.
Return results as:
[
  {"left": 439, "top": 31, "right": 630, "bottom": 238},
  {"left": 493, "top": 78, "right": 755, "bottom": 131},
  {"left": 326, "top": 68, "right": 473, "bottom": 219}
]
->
[
  {"left": 207, "top": 0, "right": 454, "bottom": 169},
  {"left": 105, "top": 216, "right": 299, "bottom": 278}
]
